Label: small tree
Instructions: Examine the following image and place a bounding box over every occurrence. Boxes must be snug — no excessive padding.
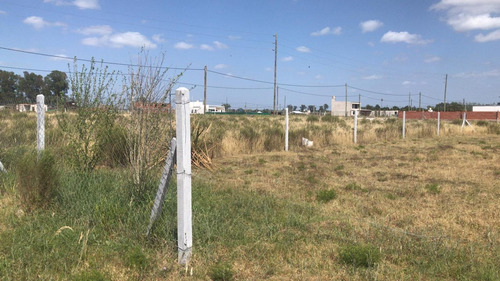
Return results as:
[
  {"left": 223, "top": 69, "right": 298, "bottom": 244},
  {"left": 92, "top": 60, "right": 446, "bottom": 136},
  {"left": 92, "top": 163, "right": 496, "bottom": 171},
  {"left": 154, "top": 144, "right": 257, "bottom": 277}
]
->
[
  {"left": 222, "top": 103, "right": 231, "bottom": 111},
  {"left": 300, "top": 104, "right": 307, "bottom": 112},
  {"left": 58, "top": 58, "right": 120, "bottom": 173},
  {"left": 124, "top": 51, "right": 184, "bottom": 199}
]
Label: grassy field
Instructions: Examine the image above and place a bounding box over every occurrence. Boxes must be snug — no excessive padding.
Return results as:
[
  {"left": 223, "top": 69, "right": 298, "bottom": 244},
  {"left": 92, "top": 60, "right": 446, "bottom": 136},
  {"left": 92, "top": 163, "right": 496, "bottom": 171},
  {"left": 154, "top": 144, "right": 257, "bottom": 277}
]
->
[{"left": 1, "top": 111, "right": 499, "bottom": 280}]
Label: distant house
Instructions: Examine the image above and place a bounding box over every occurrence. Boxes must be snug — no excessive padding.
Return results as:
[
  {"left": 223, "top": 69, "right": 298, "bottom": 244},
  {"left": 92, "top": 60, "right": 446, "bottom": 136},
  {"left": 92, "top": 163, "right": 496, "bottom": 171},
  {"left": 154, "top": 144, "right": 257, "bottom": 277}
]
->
[
  {"left": 16, "top": 103, "right": 47, "bottom": 112},
  {"left": 189, "top": 100, "right": 225, "bottom": 114},
  {"left": 473, "top": 105, "right": 500, "bottom": 112},
  {"left": 331, "top": 96, "right": 360, "bottom": 116}
]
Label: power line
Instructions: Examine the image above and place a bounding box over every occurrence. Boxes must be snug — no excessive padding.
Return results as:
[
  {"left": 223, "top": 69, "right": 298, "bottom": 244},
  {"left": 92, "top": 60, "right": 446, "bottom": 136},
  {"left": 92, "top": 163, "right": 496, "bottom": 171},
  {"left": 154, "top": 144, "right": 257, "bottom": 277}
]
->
[
  {"left": 348, "top": 85, "right": 409, "bottom": 97},
  {"left": 0, "top": 46, "right": 203, "bottom": 71}
]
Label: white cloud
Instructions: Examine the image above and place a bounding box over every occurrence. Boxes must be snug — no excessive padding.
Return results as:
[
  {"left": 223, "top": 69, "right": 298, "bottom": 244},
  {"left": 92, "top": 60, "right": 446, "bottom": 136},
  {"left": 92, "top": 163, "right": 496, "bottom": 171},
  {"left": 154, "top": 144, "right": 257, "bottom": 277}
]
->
[
  {"left": 363, "top": 74, "right": 383, "bottom": 80},
  {"left": 23, "top": 16, "right": 66, "bottom": 30},
  {"left": 315, "top": 74, "right": 323, "bottom": 80},
  {"left": 78, "top": 25, "right": 112, "bottom": 35},
  {"left": 213, "top": 41, "right": 228, "bottom": 49},
  {"left": 44, "top": 0, "right": 99, "bottom": 9},
  {"left": 49, "top": 54, "right": 70, "bottom": 61},
  {"left": 296, "top": 46, "right": 311, "bottom": 53},
  {"left": 200, "top": 44, "right": 214, "bottom": 51},
  {"left": 228, "top": 35, "right": 241, "bottom": 40},
  {"left": 214, "top": 64, "right": 228, "bottom": 69},
  {"left": 0, "top": 10, "right": 7, "bottom": 15},
  {"left": 282, "top": 56, "right": 293, "bottom": 62},
  {"left": 174, "top": 42, "right": 194, "bottom": 50},
  {"left": 311, "top": 26, "right": 341, "bottom": 36},
  {"left": 381, "top": 31, "right": 432, "bottom": 44},
  {"left": 73, "top": 0, "right": 99, "bottom": 9},
  {"left": 432, "top": 0, "right": 500, "bottom": 42},
  {"left": 152, "top": 34, "right": 165, "bottom": 43},
  {"left": 109, "top": 32, "right": 156, "bottom": 48},
  {"left": 265, "top": 67, "right": 272, "bottom": 72},
  {"left": 360, "top": 20, "right": 383, "bottom": 33},
  {"left": 424, "top": 56, "right": 442, "bottom": 63},
  {"left": 402, "top": 80, "right": 416, "bottom": 86},
  {"left": 82, "top": 32, "right": 157, "bottom": 48},
  {"left": 475, "top": 29, "right": 500, "bottom": 41}
]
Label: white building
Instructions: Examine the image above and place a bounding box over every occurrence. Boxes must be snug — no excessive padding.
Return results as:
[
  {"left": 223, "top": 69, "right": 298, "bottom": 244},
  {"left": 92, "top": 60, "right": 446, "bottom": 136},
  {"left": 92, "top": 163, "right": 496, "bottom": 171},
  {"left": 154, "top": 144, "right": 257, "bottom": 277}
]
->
[
  {"left": 331, "top": 96, "right": 360, "bottom": 116},
  {"left": 472, "top": 105, "right": 500, "bottom": 112},
  {"left": 16, "top": 103, "right": 48, "bottom": 112},
  {"left": 189, "top": 100, "right": 225, "bottom": 114}
]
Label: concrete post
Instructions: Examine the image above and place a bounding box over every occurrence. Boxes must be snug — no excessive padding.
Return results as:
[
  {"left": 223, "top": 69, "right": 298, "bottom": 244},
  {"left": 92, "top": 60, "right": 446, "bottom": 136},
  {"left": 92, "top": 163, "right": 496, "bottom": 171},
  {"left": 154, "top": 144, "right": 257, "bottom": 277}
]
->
[
  {"left": 461, "top": 112, "right": 467, "bottom": 129},
  {"left": 402, "top": 111, "right": 406, "bottom": 139},
  {"left": 285, "top": 108, "right": 289, "bottom": 151},
  {"left": 146, "top": 137, "right": 177, "bottom": 236},
  {"left": 175, "top": 87, "right": 192, "bottom": 265},
  {"left": 36, "top": 95, "right": 45, "bottom": 155},
  {"left": 353, "top": 110, "right": 358, "bottom": 144}
]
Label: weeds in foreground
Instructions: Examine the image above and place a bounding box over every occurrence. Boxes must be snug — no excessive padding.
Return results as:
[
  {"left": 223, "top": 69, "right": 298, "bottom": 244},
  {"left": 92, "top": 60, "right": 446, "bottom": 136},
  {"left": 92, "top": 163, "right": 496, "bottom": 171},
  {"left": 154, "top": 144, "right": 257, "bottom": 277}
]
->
[
  {"left": 339, "top": 244, "right": 381, "bottom": 267},
  {"left": 16, "top": 150, "right": 59, "bottom": 211}
]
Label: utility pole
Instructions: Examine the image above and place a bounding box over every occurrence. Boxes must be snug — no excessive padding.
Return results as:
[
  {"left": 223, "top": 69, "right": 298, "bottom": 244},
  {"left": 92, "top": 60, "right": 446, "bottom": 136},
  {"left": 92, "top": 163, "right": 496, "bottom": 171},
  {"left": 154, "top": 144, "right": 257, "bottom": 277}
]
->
[
  {"left": 444, "top": 74, "right": 448, "bottom": 112},
  {"left": 273, "top": 33, "right": 278, "bottom": 115},
  {"left": 358, "top": 94, "right": 361, "bottom": 107},
  {"left": 345, "top": 83, "right": 348, "bottom": 117},
  {"left": 419, "top": 92, "right": 422, "bottom": 111},
  {"left": 408, "top": 92, "right": 411, "bottom": 111},
  {"left": 463, "top": 98, "right": 466, "bottom": 112},
  {"left": 203, "top": 66, "right": 207, "bottom": 114}
]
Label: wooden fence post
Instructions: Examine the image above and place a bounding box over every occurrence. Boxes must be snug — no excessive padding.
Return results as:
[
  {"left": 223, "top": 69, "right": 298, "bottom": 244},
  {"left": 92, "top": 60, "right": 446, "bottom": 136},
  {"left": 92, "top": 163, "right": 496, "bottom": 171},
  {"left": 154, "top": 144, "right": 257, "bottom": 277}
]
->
[
  {"left": 285, "top": 108, "right": 289, "bottom": 151},
  {"left": 353, "top": 110, "right": 358, "bottom": 144},
  {"left": 402, "top": 111, "right": 406, "bottom": 139},
  {"left": 175, "top": 87, "right": 192, "bottom": 266},
  {"left": 437, "top": 112, "right": 440, "bottom": 136},
  {"left": 36, "top": 94, "right": 45, "bottom": 155}
]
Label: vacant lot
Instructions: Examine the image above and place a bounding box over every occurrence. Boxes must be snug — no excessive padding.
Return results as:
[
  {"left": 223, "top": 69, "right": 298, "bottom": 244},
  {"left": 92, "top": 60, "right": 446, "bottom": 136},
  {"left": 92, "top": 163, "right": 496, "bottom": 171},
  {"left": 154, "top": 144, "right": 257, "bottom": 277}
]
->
[{"left": 1, "top": 112, "right": 499, "bottom": 280}]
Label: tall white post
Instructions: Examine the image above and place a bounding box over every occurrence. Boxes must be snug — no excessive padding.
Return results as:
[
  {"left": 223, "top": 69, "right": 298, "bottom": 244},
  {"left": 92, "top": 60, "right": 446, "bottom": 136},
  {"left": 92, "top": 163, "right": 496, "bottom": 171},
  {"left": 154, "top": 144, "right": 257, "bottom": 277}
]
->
[
  {"left": 402, "top": 111, "right": 406, "bottom": 139},
  {"left": 353, "top": 110, "right": 358, "bottom": 144},
  {"left": 285, "top": 108, "right": 289, "bottom": 151},
  {"left": 36, "top": 95, "right": 45, "bottom": 154},
  {"left": 461, "top": 112, "right": 467, "bottom": 129},
  {"left": 175, "top": 87, "right": 192, "bottom": 265},
  {"left": 437, "top": 112, "right": 441, "bottom": 136}
]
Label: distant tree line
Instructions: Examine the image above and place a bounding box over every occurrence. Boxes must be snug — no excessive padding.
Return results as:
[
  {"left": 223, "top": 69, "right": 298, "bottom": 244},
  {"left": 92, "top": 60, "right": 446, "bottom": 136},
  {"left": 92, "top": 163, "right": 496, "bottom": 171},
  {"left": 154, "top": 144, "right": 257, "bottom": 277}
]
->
[
  {"left": 0, "top": 70, "right": 68, "bottom": 105},
  {"left": 362, "top": 102, "right": 477, "bottom": 112}
]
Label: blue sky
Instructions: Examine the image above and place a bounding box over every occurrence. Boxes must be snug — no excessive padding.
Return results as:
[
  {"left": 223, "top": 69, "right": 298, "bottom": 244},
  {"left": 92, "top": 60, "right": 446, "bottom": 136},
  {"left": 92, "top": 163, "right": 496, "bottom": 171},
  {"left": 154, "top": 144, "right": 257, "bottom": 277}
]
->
[{"left": 1, "top": 0, "right": 500, "bottom": 109}]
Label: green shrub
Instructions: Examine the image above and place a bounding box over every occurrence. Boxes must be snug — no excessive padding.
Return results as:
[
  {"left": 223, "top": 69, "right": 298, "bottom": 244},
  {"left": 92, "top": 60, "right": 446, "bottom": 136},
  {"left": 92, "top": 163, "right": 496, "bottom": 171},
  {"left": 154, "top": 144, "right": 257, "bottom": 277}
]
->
[
  {"left": 209, "top": 261, "right": 234, "bottom": 281},
  {"left": 16, "top": 150, "right": 59, "bottom": 211},
  {"left": 316, "top": 189, "right": 337, "bottom": 203},
  {"left": 98, "top": 125, "right": 129, "bottom": 168},
  {"left": 425, "top": 183, "right": 441, "bottom": 194},
  {"left": 306, "top": 115, "right": 319, "bottom": 123},
  {"left": 263, "top": 125, "right": 284, "bottom": 151},
  {"left": 339, "top": 244, "right": 381, "bottom": 267},
  {"left": 345, "top": 182, "right": 361, "bottom": 190},
  {"left": 127, "top": 247, "right": 149, "bottom": 270},
  {"left": 487, "top": 123, "right": 500, "bottom": 135},
  {"left": 71, "top": 269, "right": 111, "bottom": 281},
  {"left": 476, "top": 120, "right": 489, "bottom": 127}
]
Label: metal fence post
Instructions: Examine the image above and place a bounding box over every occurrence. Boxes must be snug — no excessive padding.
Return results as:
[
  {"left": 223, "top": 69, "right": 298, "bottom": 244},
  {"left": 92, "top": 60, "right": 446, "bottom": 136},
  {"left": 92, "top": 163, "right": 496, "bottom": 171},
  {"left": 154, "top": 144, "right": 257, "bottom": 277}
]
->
[{"left": 175, "top": 87, "right": 192, "bottom": 265}]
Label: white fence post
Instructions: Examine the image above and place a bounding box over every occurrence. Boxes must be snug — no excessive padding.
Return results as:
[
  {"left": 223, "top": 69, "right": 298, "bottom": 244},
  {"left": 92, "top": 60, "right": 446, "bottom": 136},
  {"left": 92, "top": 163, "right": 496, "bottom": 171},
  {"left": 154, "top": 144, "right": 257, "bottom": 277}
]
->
[
  {"left": 402, "top": 111, "right": 406, "bottom": 139},
  {"left": 285, "top": 108, "right": 289, "bottom": 151},
  {"left": 353, "top": 110, "right": 358, "bottom": 144},
  {"left": 175, "top": 87, "right": 192, "bottom": 266},
  {"left": 437, "top": 112, "right": 440, "bottom": 136},
  {"left": 461, "top": 112, "right": 467, "bottom": 129},
  {"left": 146, "top": 137, "right": 177, "bottom": 236},
  {"left": 0, "top": 160, "right": 6, "bottom": 173},
  {"left": 36, "top": 94, "right": 45, "bottom": 155}
]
